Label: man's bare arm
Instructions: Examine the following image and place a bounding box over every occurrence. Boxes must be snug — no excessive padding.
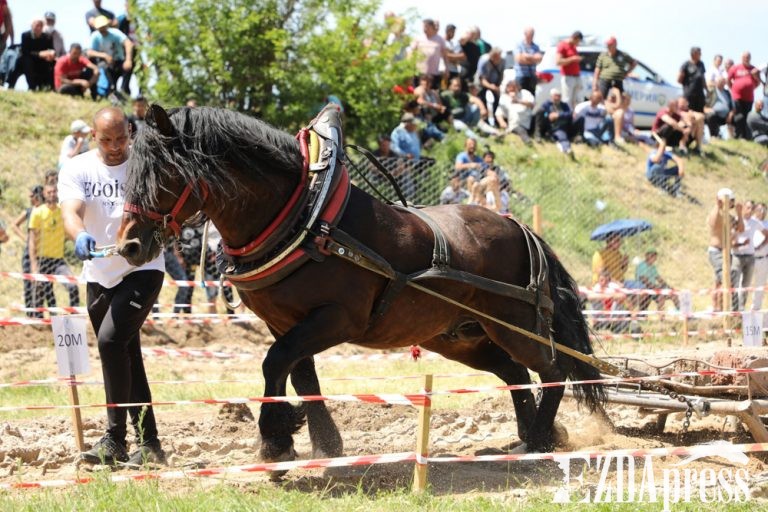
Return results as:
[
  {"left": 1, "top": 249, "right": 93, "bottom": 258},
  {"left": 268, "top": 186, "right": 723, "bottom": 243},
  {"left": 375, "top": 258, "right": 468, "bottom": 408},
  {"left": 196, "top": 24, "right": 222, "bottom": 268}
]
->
[{"left": 61, "top": 199, "right": 87, "bottom": 240}]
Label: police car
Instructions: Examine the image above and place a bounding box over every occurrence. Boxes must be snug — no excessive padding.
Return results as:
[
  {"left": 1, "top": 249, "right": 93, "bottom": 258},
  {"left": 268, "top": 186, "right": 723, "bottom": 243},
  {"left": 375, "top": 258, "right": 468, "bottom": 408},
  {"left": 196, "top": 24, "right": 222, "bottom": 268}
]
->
[{"left": 532, "top": 36, "right": 681, "bottom": 128}]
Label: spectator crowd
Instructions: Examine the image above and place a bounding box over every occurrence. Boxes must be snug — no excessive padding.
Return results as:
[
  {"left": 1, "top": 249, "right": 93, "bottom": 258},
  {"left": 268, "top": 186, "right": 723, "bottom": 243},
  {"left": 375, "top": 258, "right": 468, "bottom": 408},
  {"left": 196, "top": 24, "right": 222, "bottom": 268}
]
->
[
  {"left": 373, "top": 16, "right": 767, "bottom": 209},
  {"left": 1, "top": 5, "right": 768, "bottom": 328},
  {"left": 1, "top": 0, "right": 137, "bottom": 103}
]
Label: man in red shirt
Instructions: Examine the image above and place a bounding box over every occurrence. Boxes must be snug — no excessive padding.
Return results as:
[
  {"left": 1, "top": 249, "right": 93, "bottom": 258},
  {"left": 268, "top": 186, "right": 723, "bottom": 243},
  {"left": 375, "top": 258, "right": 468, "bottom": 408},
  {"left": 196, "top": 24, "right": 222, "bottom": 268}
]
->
[
  {"left": 728, "top": 51, "right": 763, "bottom": 139},
  {"left": 651, "top": 99, "right": 691, "bottom": 152},
  {"left": 556, "top": 30, "right": 583, "bottom": 111},
  {"left": 54, "top": 43, "right": 100, "bottom": 99}
]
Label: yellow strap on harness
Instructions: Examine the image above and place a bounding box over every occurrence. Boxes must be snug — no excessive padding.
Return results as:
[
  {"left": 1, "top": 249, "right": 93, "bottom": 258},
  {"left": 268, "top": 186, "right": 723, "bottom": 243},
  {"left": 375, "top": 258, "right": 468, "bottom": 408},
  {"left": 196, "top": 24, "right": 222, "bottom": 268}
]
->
[{"left": 309, "top": 130, "right": 320, "bottom": 166}]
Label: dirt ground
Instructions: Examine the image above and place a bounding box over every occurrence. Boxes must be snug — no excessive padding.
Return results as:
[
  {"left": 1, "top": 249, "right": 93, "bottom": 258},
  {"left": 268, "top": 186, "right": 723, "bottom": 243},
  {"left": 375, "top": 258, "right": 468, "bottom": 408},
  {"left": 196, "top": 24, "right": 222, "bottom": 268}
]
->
[{"left": 1, "top": 322, "right": 768, "bottom": 504}]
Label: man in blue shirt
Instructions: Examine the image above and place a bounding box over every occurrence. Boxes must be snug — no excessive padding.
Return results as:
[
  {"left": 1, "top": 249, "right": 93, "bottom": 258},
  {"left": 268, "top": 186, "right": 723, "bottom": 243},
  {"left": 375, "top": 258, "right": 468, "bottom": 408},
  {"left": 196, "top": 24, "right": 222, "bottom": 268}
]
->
[
  {"left": 453, "top": 137, "right": 484, "bottom": 181},
  {"left": 87, "top": 15, "right": 132, "bottom": 99},
  {"left": 390, "top": 113, "right": 421, "bottom": 161},
  {"left": 514, "top": 27, "right": 542, "bottom": 96},
  {"left": 646, "top": 143, "right": 685, "bottom": 197}
]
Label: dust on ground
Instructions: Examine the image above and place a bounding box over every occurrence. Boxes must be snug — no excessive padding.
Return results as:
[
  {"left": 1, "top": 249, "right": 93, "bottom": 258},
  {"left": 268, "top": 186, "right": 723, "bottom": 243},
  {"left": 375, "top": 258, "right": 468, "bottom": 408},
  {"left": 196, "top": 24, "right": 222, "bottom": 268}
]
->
[{"left": 1, "top": 323, "right": 767, "bottom": 503}]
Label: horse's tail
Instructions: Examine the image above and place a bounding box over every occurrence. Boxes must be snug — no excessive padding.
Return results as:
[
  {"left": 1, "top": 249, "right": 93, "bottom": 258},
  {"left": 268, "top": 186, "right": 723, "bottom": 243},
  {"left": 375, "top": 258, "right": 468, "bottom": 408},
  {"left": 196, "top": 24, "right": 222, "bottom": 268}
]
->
[{"left": 540, "top": 237, "right": 606, "bottom": 413}]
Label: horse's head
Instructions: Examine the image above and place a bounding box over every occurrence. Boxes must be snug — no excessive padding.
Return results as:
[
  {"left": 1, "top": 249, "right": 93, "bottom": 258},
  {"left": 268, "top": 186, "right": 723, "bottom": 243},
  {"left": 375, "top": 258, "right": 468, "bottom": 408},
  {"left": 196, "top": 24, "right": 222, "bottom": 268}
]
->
[{"left": 117, "top": 105, "right": 209, "bottom": 266}]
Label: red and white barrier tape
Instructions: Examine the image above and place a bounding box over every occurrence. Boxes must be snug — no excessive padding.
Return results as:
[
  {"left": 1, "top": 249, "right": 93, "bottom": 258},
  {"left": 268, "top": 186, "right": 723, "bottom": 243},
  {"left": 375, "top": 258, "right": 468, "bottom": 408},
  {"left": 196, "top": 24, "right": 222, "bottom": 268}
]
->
[
  {"left": 0, "top": 391, "right": 430, "bottom": 412},
  {"left": 6, "top": 270, "right": 768, "bottom": 298},
  {"left": 4, "top": 441, "right": 768, "bottom": 491},
  {"left": 140, "top": 347, "right": 441, "bottom": 362},
  {"left": 5, "top": 365, "right": 768, "bottom": 412},
  {"left": 422, "top": 441, "right": 768, "bottom": 465},
  {"left": 2, "top": 304, "right": 220, "bottom": 314},
  {"left": 0, "top": 451, "right": 417, "bottom": 490},
  {"left": 0, "top": 316, "right": 260, "bottom": 327},
  {"left": 0, "top": 271, "right": 230, "bottom": 288},
  {"left": 0, "top": 372, "right": 493, "bottom": 389},
  {"left": 593, "top": 327, "right": 744, "bottom": 341}
]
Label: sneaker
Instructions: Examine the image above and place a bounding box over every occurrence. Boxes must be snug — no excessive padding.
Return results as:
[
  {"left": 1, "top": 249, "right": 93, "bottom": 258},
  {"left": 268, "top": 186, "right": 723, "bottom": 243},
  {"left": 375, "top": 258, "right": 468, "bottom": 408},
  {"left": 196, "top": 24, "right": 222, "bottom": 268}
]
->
[
  {"left": 124, "top": 442, "right": 167, "bottom": 468},
  {"left": 80, "top": 435, "right": 129, "bottom": 465},
  {"left": 615, "top": 136, "right": 627, "bottom": 145}
]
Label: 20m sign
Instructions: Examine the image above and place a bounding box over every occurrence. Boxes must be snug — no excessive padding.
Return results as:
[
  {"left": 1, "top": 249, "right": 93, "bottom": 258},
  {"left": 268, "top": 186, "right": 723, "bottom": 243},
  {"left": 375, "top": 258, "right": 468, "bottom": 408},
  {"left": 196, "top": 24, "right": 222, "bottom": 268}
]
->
[
  {"left": 52, "top": 316, "right": 91, "bottom": 376},
  {"left": 57, "top": 333, "right": 84, "bottom": 347}
]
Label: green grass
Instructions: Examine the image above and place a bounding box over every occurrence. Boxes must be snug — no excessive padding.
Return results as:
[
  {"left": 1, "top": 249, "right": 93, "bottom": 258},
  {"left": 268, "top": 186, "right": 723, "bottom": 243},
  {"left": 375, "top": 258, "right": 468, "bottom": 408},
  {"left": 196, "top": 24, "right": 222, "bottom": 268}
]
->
[{"left": 0, "top": 478, "right": 759, "bottom": 511}]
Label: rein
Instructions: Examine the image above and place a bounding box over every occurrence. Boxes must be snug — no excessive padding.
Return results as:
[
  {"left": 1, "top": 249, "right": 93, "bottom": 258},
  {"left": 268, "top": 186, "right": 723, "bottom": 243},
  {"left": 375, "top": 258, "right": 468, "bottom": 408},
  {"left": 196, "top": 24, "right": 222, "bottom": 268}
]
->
[{"left": 124, "top": 181, "right": 209, "bottom": 237}]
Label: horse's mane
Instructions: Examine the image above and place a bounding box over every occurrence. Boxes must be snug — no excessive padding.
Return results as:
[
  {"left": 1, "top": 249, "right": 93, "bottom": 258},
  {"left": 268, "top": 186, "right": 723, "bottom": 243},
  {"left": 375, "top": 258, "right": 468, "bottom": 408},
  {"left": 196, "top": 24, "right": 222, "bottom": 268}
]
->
[{"left": 127, "top": 106, "right": 304, "bottom": 209}]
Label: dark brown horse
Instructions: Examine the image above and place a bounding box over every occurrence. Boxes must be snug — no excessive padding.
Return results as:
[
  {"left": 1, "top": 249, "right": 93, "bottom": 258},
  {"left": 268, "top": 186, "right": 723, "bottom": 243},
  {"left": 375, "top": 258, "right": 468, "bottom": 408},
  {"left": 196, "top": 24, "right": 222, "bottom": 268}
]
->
[{"left": 116, "top": 104, "right": 604, "bottom": 469}]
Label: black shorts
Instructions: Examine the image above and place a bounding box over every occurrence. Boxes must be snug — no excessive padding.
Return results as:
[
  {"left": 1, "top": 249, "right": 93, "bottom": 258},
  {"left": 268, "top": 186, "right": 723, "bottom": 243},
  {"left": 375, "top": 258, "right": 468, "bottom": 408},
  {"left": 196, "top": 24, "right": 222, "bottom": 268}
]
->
[
  {"left": 655, "top": 123, "right": 684, "bottom": 147},
  {"left": 686, "top": 95, "right": 706, "bottom": 113},
  {"left": 599, "top": 79, "right": 624, "bottom": 99}
]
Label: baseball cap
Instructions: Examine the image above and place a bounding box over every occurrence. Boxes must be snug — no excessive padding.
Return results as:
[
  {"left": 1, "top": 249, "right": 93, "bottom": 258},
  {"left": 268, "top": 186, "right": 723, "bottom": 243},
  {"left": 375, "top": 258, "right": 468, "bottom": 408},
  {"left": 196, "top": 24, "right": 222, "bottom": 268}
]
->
[
  {"left": 605, "top": 36, "right": 617, "bottom": 46},
  {"left": 645, "top": 247, "right": 658, "bottom": 255},
  {"left": 400, "top": 112, "right": 416, "bottom": 123},
  {"left": 717, "top": 187, "right": 734, "bottom": 200},
  {"left": 70, "top": 119, "right": 91, "bottom": 134},
  {"left": 572, "top": 30, "right": 584, "bottom": 40},
  {"left": 44, "top": 11, "right": 56, "bottom": 20},
  {"left": 93, "top": 15, "right": 110, "bottom": 29}
]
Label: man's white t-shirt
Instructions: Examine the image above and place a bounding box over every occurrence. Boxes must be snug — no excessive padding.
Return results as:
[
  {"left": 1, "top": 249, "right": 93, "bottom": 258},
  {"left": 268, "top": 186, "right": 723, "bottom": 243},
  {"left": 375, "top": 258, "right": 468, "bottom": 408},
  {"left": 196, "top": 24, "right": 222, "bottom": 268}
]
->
[
  {"left": 57, "top": 149, "right": 164, "bottom": 288},
  {"left": 734, "top": 216, "right": 761, "bottom": 256}
]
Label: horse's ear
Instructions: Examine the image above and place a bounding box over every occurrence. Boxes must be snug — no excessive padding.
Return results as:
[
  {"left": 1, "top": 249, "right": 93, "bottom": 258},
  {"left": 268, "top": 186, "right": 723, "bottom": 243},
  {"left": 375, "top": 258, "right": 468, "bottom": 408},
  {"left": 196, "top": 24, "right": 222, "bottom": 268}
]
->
[{"left": 147, "top": 104, "right": 175, "bottom": 137}]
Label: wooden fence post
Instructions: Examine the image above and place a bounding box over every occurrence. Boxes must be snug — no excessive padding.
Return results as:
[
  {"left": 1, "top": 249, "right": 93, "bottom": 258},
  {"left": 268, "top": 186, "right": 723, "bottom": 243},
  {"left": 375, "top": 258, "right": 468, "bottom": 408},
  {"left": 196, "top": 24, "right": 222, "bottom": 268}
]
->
[
  {"left": 412, "top": 374, "right": 433, "bottom": 493},
  {"left": 68, "top": 376, "right": 85, "bottom": 452},
  {"left": 532, "top": 204, "right": 542, "bottom": 236}
]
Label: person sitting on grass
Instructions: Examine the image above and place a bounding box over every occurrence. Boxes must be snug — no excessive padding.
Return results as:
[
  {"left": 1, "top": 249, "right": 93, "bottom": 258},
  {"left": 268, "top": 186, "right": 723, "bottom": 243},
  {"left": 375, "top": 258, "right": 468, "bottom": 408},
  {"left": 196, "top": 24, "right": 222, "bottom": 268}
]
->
[{"left": 646, "top": 139, "right": 685, "bottom": 197}]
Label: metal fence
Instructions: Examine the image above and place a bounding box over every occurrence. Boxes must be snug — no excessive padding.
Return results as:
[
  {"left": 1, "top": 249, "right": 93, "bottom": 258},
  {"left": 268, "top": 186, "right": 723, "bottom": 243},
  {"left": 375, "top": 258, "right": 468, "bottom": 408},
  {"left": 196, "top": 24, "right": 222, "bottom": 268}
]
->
[{"left": 346, "top": 149, "right": 757, "bottom": 339}]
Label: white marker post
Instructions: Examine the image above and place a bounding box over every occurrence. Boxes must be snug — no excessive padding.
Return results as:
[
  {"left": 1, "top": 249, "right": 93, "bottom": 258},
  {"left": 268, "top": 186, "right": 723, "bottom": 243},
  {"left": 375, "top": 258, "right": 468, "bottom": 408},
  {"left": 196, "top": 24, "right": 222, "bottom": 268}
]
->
[
  {"left": 678, "top": 290, "right": 693, "bottom": 346},
  {"left": 412, "top": 374, "right": 433, "bottom": 493},
  {"left": 52, "top": 315, "right": 90, "bottom": 452},
  {"left": 742, "top": 311, "right": 763, "bottom": 347}
]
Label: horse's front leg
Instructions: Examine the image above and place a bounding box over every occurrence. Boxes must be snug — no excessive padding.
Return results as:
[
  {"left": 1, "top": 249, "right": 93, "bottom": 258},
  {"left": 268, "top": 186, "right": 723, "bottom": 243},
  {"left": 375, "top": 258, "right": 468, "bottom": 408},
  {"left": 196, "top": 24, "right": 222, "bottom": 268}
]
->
[
  {"left": 290, "top": 357, "right": 343, "bottom": 459},
  {"left": 259, "top": 304, "right": 355, "bottom": 475}
]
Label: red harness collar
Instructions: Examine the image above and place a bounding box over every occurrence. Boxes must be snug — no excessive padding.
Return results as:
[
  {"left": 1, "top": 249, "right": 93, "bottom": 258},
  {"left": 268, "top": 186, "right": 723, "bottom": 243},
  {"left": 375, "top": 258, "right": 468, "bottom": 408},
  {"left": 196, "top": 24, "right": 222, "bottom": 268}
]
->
[
  {"left": 124, "top": 181, "right": 209, "bottom": 236},
  {"left": 220, "top": 128, "right": 310, "bottom": 257}
]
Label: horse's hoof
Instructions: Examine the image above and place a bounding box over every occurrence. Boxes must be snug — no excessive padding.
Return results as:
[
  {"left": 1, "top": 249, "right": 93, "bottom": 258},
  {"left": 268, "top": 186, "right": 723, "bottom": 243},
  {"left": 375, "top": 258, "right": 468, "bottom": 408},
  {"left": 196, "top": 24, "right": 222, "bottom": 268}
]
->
[
  {"left": 312, "top": 447, "right": 343, "bottom": 459},
  {"left": 509, "top": 442, "right": 527, "bottom": 454},
  {"left": 263, "top": 446, "right": 296, "bottom": 482},
  {"left": 553, "top": 421, "right": 570, "bottom": 448}
]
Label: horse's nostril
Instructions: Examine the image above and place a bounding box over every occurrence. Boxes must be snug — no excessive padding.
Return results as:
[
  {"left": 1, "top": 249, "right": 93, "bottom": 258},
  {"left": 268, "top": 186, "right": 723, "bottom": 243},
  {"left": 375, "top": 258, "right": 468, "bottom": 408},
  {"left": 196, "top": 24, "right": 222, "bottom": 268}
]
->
[{"left": 120, "top": 240, "right": 141, "bottom": 258}]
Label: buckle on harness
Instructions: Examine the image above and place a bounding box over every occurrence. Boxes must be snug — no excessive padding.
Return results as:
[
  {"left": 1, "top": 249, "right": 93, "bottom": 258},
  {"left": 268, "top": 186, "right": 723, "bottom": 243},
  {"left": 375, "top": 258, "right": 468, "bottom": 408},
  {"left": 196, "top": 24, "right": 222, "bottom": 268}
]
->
[{"left": 313, "top": 222, "right": 332, "bottom": 256}]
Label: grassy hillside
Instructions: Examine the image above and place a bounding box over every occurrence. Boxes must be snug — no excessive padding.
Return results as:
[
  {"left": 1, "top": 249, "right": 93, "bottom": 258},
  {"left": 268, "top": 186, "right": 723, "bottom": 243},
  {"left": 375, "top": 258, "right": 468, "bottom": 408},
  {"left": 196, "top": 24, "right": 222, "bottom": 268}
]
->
[
  {"left": 0, "top": 89, "right": 766, "bottom": 312},
  {"left": 429, "top": 129, "right": 767, "bottom": 309}
]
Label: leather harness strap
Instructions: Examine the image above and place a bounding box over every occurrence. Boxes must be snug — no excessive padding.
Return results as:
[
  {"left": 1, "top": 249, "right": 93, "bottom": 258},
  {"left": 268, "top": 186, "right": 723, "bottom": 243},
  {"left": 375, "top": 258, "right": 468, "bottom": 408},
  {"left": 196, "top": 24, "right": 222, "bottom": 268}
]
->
[
  {"left": 124, "top": 180, "right": 209, "bottom": 237},
  {"left": 396, "top": 205, "right": 451, "bottom": 268},
  {"left": 221, "top": 129, "right": 310, "bottom": 259}
]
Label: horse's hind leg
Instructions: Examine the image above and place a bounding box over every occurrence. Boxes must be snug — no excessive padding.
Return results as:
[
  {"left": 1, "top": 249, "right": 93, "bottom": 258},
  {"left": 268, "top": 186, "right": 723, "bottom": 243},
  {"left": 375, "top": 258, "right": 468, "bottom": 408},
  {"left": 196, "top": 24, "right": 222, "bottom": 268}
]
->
[
  {"left": 421, "top": 337, "right": 537, "bottom": 444},
  {"left": 289, "top": 357, "right": 344, "bottom": 458},
  {"left": 479, "top": 320, "right": 566, "bottom": 453}
]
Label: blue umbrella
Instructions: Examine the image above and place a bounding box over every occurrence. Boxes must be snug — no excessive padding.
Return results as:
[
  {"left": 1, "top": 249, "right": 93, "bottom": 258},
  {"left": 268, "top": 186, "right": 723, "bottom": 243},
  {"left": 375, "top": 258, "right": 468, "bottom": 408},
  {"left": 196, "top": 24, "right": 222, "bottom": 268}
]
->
[{"left": 590, "top": 219, "right": 652, "bottom": 241}]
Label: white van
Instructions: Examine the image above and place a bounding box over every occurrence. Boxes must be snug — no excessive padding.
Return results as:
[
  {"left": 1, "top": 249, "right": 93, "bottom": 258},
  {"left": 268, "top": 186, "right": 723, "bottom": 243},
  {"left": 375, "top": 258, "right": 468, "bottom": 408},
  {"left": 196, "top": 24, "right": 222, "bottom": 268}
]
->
[{"left": 532, "top": 37, "right": 681, "bottom": 128}]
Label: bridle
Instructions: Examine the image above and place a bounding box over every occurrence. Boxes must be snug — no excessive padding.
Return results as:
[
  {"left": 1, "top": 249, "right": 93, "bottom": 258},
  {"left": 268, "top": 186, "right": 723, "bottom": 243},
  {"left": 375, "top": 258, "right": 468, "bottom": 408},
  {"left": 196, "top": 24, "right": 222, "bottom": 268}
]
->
[{"left": 124, "top": 180, "right": 209, "bottom": 239}]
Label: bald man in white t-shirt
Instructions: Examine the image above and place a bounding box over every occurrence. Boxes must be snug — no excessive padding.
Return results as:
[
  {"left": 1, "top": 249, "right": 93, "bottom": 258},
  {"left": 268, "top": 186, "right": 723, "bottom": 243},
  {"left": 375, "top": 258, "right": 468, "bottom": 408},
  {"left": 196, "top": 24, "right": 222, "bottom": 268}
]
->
[{"left": 59, "top": 107, "right": 166, "bottom": 468}]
